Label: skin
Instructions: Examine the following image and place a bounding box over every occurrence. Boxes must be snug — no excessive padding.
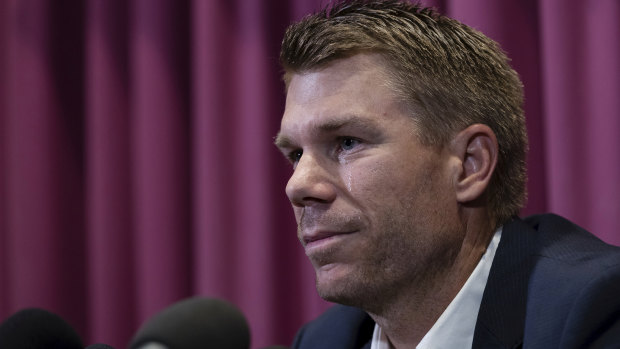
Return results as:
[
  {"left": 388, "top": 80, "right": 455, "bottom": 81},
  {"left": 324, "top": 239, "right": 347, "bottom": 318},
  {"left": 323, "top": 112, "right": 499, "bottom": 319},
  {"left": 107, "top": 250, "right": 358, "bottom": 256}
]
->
[{"left": 275, "top": 53, "right": 498, "bottom": 348}]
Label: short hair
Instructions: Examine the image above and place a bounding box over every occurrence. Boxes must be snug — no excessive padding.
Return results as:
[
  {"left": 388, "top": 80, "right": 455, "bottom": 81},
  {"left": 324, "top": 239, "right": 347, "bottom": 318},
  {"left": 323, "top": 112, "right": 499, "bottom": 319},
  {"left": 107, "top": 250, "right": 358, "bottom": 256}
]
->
[{"left": 280, "top": 0, "right": 528, "bottom": 225}]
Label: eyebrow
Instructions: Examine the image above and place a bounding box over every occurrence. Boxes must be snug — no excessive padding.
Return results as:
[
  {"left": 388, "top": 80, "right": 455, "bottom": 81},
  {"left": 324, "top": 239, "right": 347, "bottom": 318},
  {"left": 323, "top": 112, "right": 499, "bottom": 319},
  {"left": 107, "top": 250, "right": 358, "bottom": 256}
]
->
[
  {"left": 273, "top": 133, "right": 295, "bottom": 150},
  {"left": 274, "top": 114, "right": 382, "bottom": 149}
]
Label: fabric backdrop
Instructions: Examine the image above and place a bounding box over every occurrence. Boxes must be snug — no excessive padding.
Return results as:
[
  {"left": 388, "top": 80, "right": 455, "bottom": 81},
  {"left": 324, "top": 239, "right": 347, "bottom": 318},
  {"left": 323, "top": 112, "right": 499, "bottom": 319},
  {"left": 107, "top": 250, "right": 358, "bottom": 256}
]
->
[{"left": 1, "top": 0, "right": 618, "bottom": 348}]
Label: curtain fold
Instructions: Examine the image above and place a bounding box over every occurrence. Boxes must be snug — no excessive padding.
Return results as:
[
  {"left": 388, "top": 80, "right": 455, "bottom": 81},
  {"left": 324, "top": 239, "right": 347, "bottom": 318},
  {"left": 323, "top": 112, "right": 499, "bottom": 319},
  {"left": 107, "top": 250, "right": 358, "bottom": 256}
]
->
[
  {"left": 540, "top": 0, "right": 620, "bottom": 244},
  {"left": 1, "top": 0, "right": 619, "bottom": 348},
  {"left": 86, "top": 0, "right": 134, "bottom": 344},
  {"left": 131, "top": 0, "right": 193, "bottom": 319},
  {"left": 3, "top": 0, "right": 87, "bottom": 337}
]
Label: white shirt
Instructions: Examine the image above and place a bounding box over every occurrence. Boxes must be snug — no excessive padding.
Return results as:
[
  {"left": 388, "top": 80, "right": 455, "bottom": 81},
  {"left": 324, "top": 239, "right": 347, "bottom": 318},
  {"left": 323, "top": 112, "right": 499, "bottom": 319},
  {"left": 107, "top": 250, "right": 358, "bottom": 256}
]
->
[{"left": 371, "top": 227, "right": 503, "bottom": 349}]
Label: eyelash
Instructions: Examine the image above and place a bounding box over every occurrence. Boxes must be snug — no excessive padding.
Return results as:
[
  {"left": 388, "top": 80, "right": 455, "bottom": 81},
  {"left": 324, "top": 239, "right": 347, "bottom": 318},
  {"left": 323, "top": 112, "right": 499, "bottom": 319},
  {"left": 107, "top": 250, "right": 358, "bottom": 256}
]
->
[
  {"left": 287, "top": 149, "right": 303, "bottom": 163},
  {"left": 287, "top": 137, "right": 362, "bottom": 165}
]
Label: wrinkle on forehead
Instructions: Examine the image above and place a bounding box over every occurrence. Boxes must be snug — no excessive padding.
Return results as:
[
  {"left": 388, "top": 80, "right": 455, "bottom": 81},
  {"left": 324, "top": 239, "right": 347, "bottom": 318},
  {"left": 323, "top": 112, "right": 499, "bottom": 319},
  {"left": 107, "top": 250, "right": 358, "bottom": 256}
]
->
[{"left": 286, "top": 53, "right": 391, "bottom": 105}]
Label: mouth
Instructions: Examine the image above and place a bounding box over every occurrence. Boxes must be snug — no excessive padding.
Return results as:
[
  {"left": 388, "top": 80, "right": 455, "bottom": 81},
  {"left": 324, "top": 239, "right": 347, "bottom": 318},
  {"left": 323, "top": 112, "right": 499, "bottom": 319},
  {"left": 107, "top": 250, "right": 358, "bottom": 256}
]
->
[{"left": 302, "top": 230, "right": 357, "bottom": 251}]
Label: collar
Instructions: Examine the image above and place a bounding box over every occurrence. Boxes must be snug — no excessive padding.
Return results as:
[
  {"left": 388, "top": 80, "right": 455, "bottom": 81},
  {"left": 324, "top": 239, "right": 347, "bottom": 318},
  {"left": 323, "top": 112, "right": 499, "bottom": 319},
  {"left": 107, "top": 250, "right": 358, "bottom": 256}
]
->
[{"left": 472, "top": 216, "right": 537, "bottom": 349}]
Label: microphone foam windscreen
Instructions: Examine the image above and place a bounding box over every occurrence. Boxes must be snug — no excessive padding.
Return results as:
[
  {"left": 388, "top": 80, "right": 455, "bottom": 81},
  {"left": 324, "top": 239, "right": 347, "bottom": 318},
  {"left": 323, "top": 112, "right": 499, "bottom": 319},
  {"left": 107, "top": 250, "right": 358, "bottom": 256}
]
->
[
  {"left": 0, "top": 308, "right": 83, "bottom": 349},
  {"left": 129, "top": 297, "right": 250, "bottom": 349}
]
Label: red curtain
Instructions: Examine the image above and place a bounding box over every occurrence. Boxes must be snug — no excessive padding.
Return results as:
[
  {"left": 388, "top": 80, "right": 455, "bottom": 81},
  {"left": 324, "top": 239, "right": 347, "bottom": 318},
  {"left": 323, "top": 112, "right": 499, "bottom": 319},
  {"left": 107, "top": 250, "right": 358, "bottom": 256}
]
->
[{"left": 1, "top": 0, "right": 619, "bottom": 348}]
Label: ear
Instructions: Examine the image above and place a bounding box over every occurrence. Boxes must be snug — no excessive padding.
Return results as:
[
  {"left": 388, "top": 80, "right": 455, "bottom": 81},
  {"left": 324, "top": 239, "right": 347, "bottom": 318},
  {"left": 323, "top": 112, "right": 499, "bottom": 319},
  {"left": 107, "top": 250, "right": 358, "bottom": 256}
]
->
[{"left": 449, "top": 124, "right": 498, "bottom": 204}]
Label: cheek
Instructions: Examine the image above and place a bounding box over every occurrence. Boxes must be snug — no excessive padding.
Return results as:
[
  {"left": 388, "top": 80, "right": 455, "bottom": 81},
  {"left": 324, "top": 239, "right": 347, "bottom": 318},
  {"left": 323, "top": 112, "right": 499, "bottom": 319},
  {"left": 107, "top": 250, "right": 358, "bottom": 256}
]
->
[
  {"left": 340, "top": 164, "right": 356, "bottom": 193},
  {"left": 340, "top": 158, "right": 402, "bottom": 200}
]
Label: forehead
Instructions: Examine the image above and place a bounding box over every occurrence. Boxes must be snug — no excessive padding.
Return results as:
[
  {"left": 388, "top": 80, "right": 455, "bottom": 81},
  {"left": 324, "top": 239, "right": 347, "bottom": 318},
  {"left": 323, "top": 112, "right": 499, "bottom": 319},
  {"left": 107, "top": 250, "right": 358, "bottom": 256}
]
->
[
  {"left": 286, "top": 54, "right": 392, "bottom": 103},
  {"left": 279, "top": 54, "right": 406, "bottom": 136}
]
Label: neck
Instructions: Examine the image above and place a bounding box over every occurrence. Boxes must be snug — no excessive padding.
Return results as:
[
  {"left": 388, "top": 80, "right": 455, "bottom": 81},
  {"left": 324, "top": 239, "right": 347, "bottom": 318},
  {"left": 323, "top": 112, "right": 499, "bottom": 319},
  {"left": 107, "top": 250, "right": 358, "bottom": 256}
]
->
[{"left": 367, "top": 211, "right": 496, "bottom": 348}]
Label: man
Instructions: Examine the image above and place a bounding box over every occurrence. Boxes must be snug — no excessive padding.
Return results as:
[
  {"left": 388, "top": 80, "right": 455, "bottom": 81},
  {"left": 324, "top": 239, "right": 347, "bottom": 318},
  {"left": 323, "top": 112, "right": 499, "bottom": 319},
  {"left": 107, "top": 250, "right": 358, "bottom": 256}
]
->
[{"left": 274, "top": 1, "right": 620, "bottom": 348}]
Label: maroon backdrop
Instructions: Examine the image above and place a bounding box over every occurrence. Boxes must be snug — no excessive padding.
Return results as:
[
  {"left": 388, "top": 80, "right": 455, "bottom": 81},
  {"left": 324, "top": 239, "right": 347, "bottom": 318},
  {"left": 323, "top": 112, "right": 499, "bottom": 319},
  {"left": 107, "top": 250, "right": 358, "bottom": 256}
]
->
[{"left": 1, "top": 0, "right": 619, "bottom": 348}]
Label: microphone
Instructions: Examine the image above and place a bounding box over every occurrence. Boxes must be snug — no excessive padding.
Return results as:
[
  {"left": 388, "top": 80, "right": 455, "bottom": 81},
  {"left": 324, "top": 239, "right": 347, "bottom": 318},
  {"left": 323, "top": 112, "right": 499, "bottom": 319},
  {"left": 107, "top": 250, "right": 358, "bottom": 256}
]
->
[
  {"left": 129, "top": 297, "right": 250, "bottom": 349},
  {"left": 85, "top": 344, "right": 116, "bottom": 349},
  {"left": 0, "top": 308, "right": 83, "bottom": 349}
]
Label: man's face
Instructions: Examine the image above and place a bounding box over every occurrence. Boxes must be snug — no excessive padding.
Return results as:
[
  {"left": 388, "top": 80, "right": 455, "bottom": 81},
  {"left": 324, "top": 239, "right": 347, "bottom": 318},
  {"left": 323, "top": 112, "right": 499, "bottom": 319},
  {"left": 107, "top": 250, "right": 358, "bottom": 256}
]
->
[{"left": 276, "top": 54, "right": 462, "bottom": 310}]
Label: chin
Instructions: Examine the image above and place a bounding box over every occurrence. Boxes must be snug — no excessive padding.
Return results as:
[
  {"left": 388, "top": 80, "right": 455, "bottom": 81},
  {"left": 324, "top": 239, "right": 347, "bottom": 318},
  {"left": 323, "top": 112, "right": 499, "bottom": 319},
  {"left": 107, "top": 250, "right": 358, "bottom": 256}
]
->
[
  {"left": 317, "top": 286, "right": 357, "bottom": 306},
  {"left": 315, "top": 267, "right": 370, "bottom": 308}
]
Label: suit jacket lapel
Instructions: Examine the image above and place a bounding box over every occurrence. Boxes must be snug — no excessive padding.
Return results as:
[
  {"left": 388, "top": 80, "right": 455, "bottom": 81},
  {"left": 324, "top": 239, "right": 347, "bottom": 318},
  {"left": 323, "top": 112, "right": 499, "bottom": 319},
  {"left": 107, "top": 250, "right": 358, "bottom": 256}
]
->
[{"left": 472, "top": 217, "right": 537, "bottom": 349}]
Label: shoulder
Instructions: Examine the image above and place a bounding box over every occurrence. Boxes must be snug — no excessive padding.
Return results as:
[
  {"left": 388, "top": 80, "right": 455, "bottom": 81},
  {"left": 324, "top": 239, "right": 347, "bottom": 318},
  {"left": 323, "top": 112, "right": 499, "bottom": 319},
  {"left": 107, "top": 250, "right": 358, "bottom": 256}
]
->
[
  {"left": 523, "top": 213, "right": 620, "bottom": 283},
  {"left": 524, "top": 213, "right": 620, "bottom": 260},
  {"left": 292, "top": 305, "right": 374, "bottom": 349},
  {"left": 519, "top": 214, "right": 620, "bottom": 347}
]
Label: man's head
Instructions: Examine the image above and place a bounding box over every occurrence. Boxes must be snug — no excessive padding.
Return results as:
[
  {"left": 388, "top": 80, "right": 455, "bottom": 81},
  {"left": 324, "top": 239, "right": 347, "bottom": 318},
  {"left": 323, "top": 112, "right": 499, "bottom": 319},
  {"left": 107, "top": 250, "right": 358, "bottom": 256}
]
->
[
  {"left": 275, "top": 0, "right": 528, "bottom": 312},
  {"left": 279, "top": 0, "right": 527, "bottom": 226}
]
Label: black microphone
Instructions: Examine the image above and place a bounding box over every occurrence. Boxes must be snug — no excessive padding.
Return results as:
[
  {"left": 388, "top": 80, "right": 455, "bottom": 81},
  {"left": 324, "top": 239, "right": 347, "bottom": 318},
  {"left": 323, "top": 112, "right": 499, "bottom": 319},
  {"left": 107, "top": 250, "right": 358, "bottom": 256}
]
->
[
  {"left": 129, "top": 297, "right": 250, "bottom": 349},
  {"left": 85, "top": 344, "right": 116, "bottom": 349},
  {"left": 0, "top": 308, "right": 83, "bottom": 349}
]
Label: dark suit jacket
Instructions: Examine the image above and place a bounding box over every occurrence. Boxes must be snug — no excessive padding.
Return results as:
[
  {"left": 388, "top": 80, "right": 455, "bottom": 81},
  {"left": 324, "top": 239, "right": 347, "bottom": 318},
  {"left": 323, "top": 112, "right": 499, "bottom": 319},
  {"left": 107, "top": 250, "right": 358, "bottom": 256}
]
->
[{"left": 292, "top": 214, "right": 620, "bottom": 348}]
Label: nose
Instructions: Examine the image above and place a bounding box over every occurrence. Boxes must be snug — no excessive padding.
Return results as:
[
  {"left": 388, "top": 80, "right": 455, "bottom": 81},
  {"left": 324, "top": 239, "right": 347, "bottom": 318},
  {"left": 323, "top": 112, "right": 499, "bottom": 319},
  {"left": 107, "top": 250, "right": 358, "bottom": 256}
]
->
[{"left": 286, "top": 153, "right": 337, "bottom": 207}]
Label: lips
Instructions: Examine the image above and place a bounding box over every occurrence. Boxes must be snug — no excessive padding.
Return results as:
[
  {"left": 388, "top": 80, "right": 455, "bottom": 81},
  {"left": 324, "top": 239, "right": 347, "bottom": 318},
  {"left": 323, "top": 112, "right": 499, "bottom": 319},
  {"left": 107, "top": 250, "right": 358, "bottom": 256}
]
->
[
  {"left": 304, "top": 231, "right": 343, "bottom": 245},
  {"left": 298, "top": 212, "right": 363, "bottom": 250},
  {"left": 302, "top": 230, "right": 357, "bottom": 248}
]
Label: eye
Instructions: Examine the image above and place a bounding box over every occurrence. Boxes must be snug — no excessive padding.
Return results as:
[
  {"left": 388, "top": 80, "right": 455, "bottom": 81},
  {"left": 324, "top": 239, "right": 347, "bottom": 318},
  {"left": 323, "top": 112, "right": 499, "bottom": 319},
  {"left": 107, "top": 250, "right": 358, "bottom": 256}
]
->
[
  {"left": 288, "top": 149, "right": 303, "bottom": 163},
  {"left": 340, "top": 137, "right": 360, "bottom": 151}
]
